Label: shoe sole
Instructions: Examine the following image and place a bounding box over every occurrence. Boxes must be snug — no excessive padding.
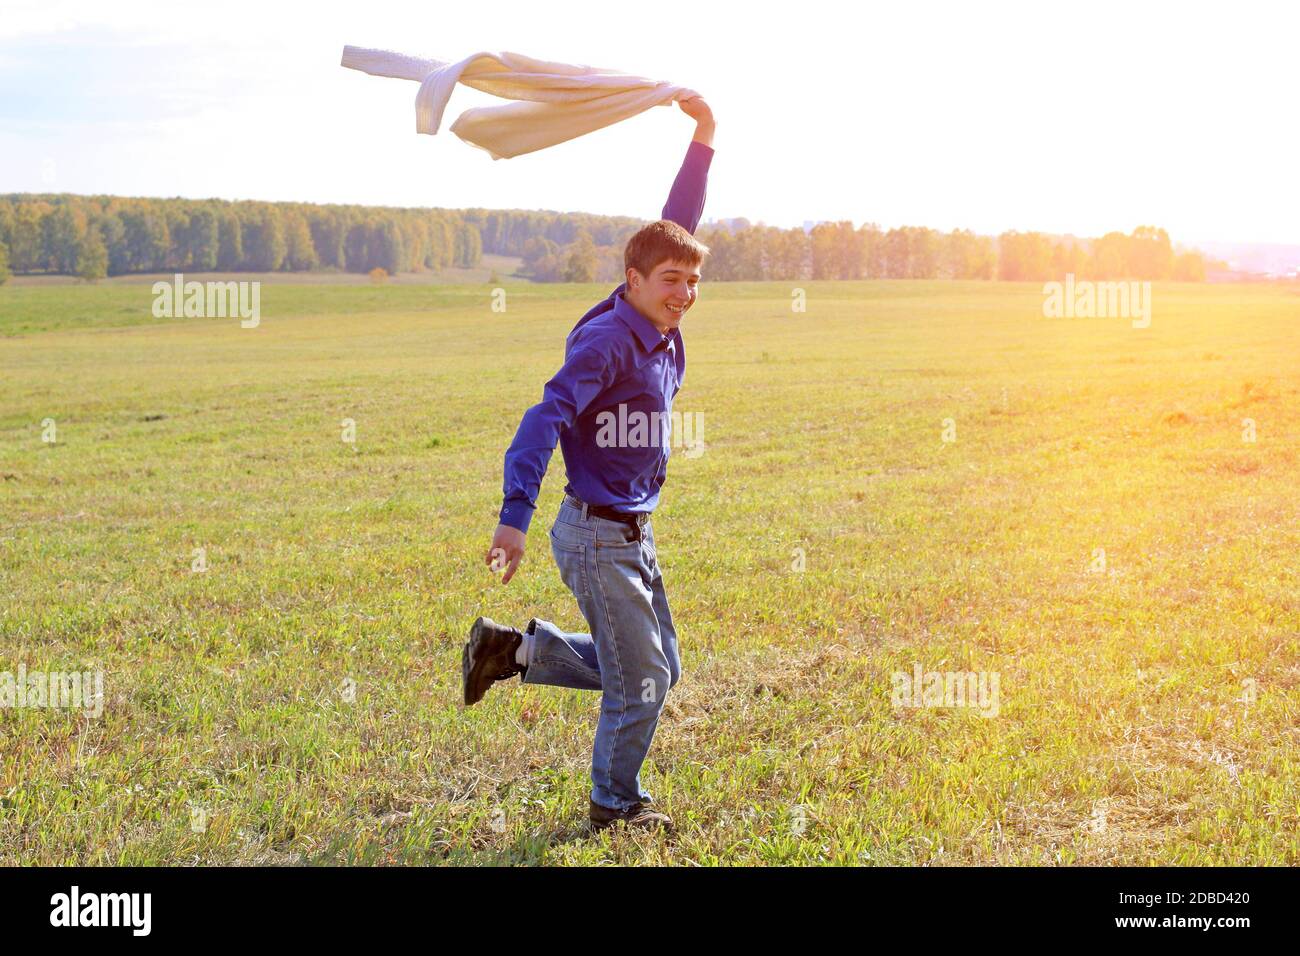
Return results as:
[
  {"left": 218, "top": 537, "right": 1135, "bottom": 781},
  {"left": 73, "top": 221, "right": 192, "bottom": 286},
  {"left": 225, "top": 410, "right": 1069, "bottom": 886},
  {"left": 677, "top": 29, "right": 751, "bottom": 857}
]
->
[
  {"left": 590, "top": 803, "right": 672, "bottom": 833},
  {"left": 590, "top": 817, "right": 673, "bottom": 834},
  {"left": 462, "top": 616, "right": 496, "bottom": 707}
]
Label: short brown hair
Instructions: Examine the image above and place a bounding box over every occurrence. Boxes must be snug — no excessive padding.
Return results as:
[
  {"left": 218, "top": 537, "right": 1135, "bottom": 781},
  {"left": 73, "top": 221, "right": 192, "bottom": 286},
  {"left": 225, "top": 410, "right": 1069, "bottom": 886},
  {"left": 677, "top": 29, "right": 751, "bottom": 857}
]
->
[{"left": 623, "top": 220, "right": 710, "bottom": 279}]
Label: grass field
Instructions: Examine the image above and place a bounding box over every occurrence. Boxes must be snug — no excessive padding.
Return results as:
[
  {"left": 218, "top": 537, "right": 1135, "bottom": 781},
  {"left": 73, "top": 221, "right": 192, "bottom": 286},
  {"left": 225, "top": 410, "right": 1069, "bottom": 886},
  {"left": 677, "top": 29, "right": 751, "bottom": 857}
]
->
[{"left": 1, "top": 278, "right": 1297, "bottom": 865}]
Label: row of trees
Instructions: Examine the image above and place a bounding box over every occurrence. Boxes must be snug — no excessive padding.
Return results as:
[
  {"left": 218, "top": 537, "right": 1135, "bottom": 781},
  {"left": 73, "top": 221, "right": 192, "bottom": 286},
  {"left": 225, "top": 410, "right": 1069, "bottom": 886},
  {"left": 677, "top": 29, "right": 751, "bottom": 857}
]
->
[
  {"left": 465, "top": 207, "right": 643, "bottom": 258},
  {"left": 0, "top": 195, "right": 484, "bottom": 281},
  {"left": 695, "top": 222, "right": 1208, "bottom": 282},
  {"left": 520, "top": 232, "right": 627, "bottom": 283},
  {"left": 0, "top": 192, "right": 1210, "bottom": 285},
  {"left": 695, "top": 222, "right": 999, "bottom": 281},
  {"left": 509, "top": 220, "right": 1209, "bottom": 284},
  {"left": 996, "top": 225, "right": 1207, "bottom": 281}
]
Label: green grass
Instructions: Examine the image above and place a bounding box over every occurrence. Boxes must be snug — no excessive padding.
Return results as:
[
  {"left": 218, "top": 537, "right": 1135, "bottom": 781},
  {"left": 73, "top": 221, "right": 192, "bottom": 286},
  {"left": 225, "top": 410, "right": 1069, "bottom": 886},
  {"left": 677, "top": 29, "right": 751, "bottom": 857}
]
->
[{"left": 0, "top": 278, "right": 1297, "bottom": 865}]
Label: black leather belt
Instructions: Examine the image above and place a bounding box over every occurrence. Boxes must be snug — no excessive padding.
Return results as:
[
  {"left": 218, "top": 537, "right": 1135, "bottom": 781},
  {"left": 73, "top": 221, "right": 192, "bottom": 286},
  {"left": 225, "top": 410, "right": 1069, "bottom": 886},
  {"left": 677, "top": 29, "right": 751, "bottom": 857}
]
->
[{"left": 564, "top": 494, "right": 649, "bottom": 539}]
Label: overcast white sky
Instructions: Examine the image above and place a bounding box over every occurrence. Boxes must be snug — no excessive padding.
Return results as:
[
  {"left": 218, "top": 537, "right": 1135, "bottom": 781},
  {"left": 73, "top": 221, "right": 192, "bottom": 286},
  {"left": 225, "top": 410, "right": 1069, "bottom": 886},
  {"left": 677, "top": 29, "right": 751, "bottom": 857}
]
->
[{"left": 1, "top": 0, "right": 1296, "bottom": 243}]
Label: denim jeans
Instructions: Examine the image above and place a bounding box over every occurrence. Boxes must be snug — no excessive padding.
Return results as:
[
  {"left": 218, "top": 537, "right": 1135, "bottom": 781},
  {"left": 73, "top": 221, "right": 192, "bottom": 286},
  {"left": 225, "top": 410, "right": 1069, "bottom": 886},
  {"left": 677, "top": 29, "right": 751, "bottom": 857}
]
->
[{"left": 522, "top": 496, "right": 681, "bottom": 812}]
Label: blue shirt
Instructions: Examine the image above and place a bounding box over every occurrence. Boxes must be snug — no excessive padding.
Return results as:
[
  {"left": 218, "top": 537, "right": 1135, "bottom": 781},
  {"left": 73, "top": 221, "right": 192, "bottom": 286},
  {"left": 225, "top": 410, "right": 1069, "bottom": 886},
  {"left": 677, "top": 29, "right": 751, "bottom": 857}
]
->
[{"left": 499, "top": 140, "right": 714, "bottom": 534}]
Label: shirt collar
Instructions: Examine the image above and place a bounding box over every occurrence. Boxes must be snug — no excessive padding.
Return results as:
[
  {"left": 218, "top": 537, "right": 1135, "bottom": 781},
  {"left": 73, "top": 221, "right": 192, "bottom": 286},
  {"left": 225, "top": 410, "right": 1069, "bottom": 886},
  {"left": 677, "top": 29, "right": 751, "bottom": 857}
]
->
[{"left": 614, "top": 292, "right": 675, "bottom": 353}]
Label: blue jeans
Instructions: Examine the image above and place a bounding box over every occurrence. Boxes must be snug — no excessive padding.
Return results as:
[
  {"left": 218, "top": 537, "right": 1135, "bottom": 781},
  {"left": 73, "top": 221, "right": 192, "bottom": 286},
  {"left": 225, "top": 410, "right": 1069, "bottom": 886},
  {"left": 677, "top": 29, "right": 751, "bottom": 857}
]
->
[{"left": 522, "top": 497, "right": 681, "bottom": 812}]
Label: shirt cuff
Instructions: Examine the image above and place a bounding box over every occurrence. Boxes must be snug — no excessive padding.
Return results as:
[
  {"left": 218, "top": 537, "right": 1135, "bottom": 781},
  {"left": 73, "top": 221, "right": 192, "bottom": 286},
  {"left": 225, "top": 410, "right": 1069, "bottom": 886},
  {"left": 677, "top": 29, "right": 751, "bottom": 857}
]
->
[
  {"left": 687, "top": 139, "right": 715, "bottom": 163},
  {"left": 499, "top": 499, "right": 535, "bottom": 535}
]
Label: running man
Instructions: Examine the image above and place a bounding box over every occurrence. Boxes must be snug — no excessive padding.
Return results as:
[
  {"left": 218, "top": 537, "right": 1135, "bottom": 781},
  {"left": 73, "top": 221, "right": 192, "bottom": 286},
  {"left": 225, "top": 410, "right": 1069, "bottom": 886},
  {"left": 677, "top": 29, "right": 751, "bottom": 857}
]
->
[{"left": 463, "top": 95, "right": 715, "bottom": 833}]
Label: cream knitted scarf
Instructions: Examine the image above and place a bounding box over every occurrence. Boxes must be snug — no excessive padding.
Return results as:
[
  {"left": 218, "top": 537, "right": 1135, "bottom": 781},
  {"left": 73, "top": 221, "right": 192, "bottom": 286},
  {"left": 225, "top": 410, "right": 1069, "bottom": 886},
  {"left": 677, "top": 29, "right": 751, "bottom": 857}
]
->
[{"left": 341, "top": 46, "right": 698, "bottom": 160}]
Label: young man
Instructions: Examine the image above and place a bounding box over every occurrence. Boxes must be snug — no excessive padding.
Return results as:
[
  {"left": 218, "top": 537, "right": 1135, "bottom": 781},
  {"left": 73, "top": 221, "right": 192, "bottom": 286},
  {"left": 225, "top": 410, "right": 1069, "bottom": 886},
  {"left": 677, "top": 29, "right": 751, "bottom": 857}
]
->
[{"left": 463, "top": 95, "right": 715, "bottom": 833}]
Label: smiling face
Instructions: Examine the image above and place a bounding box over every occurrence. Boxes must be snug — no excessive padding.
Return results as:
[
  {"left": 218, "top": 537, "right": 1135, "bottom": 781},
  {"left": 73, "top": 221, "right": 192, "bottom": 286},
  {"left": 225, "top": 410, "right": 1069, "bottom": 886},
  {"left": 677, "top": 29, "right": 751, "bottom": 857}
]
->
[{"left": 625, "top": 258, "right": 702, "bottom": 335}]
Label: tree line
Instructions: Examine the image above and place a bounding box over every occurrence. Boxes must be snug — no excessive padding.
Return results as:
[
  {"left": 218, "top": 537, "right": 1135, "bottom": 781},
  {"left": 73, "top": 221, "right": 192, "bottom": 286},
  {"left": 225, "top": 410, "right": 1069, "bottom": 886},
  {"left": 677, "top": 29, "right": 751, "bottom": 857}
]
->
[
  {"left": 0, "top": 194, "right": 485, "bottom": 282},
  {"left": 0, "top": 193, "right": 1211, "bottom": 285},
  {"left": 510, "top": 219, "right": 1211, "bottom": 283}
]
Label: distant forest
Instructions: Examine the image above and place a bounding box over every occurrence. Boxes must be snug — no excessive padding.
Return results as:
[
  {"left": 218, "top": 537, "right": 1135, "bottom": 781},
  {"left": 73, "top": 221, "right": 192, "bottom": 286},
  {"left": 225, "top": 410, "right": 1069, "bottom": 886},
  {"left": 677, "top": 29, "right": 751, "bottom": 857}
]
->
[{"left": 0, "top": 193, "right": 1213, "bottom": 285}]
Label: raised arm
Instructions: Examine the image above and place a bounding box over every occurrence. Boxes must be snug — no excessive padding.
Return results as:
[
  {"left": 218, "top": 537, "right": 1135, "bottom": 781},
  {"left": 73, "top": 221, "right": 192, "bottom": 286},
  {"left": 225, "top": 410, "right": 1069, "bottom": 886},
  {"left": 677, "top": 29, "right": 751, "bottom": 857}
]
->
[
  {"left": 660, "top": 96, "right": 715, "bottom": 235},
  {"left": 569, "top": 99, "right": 715, "bottom": 334}
]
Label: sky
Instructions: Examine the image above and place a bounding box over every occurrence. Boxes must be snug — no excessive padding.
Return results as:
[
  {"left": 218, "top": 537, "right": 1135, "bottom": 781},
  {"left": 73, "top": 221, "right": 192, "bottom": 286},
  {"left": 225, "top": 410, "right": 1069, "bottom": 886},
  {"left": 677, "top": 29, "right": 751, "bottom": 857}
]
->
[{"left": 1, "top": 0, "right": 1297, "bottom": 244}]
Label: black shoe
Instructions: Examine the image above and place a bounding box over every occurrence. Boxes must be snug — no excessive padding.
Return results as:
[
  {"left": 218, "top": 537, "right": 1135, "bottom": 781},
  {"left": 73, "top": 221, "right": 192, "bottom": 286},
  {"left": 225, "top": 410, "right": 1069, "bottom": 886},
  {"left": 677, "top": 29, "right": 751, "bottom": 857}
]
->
[
  {"left": 462, "top": 617, "right": 525, "bottom": 706},
  {"left": 589, "top": 799, "right": 673, "bottom": 833}
]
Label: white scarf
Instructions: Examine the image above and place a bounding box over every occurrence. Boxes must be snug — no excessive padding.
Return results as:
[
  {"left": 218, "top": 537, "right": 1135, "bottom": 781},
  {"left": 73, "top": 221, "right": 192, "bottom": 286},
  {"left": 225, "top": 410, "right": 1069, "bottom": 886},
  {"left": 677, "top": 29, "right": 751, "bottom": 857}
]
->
[{"left": 341, "top": 46, "right": 698, "bottom": 160}]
